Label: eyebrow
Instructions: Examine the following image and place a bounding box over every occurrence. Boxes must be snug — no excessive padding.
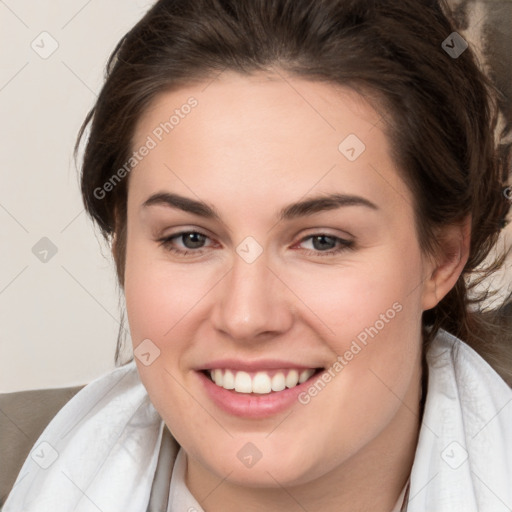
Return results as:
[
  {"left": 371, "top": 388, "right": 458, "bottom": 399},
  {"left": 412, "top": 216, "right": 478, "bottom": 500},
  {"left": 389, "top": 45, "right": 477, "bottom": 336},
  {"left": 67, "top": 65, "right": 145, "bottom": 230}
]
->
[{"left": 141, "top": 191, "right": 378, "bottom": 222}]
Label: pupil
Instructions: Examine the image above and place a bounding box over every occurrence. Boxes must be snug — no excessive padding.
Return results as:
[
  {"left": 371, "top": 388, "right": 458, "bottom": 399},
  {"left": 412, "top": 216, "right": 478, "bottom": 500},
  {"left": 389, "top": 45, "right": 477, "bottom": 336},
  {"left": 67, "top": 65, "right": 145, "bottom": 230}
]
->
[
  {"left": 312, "top": 235, "right": 335, "bottom": 251},
  {"left": 184, "top": 232, "right": 205, "bottom": 249}
]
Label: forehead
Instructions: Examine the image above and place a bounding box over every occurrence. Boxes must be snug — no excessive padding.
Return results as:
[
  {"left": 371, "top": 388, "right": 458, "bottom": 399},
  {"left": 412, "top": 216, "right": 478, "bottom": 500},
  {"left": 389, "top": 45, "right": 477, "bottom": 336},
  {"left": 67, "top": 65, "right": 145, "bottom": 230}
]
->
[
  {"left": 133, "top": 71, "right": 383, "bottom": 146},
  {"left": 128, "top": 71, "right": 411, "bottom": 218}
]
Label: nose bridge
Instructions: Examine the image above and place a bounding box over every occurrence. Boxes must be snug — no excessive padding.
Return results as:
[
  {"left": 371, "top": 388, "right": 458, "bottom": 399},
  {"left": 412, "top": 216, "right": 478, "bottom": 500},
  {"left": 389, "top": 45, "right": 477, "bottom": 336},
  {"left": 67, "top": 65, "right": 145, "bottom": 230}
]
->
[{"left": 212, "top": 248, "right": 292, "bottom": 340}]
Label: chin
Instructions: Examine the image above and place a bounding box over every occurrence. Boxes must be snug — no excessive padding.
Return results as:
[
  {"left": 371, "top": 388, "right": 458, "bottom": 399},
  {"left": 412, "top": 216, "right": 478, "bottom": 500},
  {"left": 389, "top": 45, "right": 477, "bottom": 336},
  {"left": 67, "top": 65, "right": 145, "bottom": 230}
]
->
[{"left": 200, "top": 446, "right": 324, "bottom": 489}]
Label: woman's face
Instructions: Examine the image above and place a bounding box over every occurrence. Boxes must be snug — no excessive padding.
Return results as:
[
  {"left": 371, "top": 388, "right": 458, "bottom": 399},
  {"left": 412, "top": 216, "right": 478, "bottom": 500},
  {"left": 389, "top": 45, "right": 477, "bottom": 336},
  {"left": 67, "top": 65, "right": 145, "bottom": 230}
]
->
[{"left": 124, "top": 72, "right": 432, "bottom": 488}]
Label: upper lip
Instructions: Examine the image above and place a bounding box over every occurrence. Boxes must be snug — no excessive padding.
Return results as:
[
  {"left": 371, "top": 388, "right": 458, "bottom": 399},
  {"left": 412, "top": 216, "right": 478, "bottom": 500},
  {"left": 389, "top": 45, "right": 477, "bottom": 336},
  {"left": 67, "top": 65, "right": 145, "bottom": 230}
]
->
[{"left": 198, "top": 359, "right": 324, "bottom": 371}]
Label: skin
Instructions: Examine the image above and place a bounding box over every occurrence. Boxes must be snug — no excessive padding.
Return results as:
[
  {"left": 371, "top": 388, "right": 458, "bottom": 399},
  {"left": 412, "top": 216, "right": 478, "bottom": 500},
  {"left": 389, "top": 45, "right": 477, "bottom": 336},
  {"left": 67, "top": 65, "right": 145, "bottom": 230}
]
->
[{"left": 120, "top": 71, "right": 470, "bottom": 511}]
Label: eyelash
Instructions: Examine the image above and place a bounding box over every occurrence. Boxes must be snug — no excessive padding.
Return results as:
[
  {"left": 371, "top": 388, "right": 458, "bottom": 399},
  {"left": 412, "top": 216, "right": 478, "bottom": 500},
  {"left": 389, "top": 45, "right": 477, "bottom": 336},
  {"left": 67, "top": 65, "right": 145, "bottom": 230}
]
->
[{"left": 156, "top": 231, "right": 355, "bottom": 258}]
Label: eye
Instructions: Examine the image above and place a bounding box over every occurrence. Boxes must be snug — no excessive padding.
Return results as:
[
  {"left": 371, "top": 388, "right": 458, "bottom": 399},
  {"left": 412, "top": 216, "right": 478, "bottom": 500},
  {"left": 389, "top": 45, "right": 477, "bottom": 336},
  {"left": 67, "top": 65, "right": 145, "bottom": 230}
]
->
[
  {"left": 157, "top": 231, "right": 213, "bottom": 256},
  {"left": 296, "top": 234, "right": 354, "bottom": 256},
  {"left": 156, "top": 231, "right": 355, "bottom": 258}
]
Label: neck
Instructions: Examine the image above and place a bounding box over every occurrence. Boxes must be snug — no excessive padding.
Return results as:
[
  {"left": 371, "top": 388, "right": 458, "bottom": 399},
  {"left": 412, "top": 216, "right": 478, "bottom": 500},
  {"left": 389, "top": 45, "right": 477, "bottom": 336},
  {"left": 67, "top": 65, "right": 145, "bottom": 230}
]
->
[{"left": 185, "top": 372, "right": 422, "bottom": 512}]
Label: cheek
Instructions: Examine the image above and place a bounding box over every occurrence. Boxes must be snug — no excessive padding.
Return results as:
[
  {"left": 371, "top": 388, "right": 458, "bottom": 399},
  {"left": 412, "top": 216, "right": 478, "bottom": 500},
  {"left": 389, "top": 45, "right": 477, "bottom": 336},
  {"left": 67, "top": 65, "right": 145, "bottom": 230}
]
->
[
  {"left": 123, "top": 245, "right": 210, "bottom": 425},
  {"left": 124, "top": 240, "right": 210, "bottom": 346},
  {"left": 286, "top": 278, "right": 422, "bottom": 476},
  {"left": 124, "top": 265, "right": 172, "bottom": 345},
  {"left": 288, "top": 240, "right": 424, "bottom": 344},
  {"left": 287, "top": 240, "right": 424, "bottom": 411}
]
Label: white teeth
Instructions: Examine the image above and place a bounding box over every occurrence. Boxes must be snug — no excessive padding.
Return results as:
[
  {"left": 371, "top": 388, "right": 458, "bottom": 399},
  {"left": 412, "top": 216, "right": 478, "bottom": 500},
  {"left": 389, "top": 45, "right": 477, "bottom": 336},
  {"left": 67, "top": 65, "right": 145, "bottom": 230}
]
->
[
  {"left": 271, "top": 372, "right": 286, "bottom": 392},
  {"left": 208, "top": 368, "right": 317, "bottom": 394},
  {"left": 252, "top": 372, "right": 272, "bottom": 394},
  {"left": 212, "top": 369, "right": 223, "bottom": 386},
  {"left": 234, "top": 371, "right": 252, "bottom": 393},
  {"left": 299, "top": 369, "right": 315, "bottom": 383},
  {"left": 223, "top": 369, "right": 235, "bottom": 390},
  {"left": 285, "top": 369, "right": 299, "bottom": 388}
]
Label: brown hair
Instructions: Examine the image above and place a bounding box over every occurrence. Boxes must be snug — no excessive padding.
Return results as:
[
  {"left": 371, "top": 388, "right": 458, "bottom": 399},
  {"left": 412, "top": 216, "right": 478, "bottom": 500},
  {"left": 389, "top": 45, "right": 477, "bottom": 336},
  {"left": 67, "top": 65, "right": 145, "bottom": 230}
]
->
[{"left": 76, "top": 0, "right": 512, "bottom": 381}]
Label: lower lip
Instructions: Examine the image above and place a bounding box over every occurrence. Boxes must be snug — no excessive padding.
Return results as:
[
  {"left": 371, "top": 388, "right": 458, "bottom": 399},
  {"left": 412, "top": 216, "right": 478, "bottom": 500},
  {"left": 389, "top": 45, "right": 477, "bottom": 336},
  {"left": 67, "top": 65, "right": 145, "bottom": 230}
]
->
[{"left": 196, "top": 370, "right": 321, "bottom": 419}]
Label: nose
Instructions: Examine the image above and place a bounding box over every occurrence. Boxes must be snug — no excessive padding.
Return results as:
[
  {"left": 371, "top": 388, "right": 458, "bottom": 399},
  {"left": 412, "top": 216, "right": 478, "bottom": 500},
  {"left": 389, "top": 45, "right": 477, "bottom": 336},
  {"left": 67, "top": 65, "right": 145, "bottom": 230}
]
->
[{"left": 211, "top": 251, "right": 294, "bottom": 342}]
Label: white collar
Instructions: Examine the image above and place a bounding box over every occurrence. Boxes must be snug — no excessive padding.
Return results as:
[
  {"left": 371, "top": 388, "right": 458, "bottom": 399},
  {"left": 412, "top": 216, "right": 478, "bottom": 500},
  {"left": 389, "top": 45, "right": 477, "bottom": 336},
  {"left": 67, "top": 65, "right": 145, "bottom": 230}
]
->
[
  {"left": 407, "top": 329, "right": 512, "bottom": 511},
  {"left": 4, "top": 363, "right": 162, "bottom": 511},
  {"left": 4, "top": 329, "right": 512, "bottom": 511},
  {"left": 167, "top": 447, "right": 203, "bottom": 511}
]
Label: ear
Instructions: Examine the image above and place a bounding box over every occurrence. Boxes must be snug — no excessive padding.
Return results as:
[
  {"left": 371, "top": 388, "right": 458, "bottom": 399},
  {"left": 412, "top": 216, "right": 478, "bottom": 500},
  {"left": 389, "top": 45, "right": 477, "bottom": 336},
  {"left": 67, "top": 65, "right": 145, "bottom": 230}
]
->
[{"left": 421, "top": 215, "right": 471, "bottom": 311}]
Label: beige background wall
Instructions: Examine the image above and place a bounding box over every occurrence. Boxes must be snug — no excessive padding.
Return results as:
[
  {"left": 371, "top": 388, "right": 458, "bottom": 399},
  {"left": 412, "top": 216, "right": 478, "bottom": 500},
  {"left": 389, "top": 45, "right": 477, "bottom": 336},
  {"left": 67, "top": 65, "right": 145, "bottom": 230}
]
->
[
  {"left": 0, "top": 1, "right": 154, "bottom": 392},
  {"left": 1, "top": 0, "right": 511, "bottom": 392}
]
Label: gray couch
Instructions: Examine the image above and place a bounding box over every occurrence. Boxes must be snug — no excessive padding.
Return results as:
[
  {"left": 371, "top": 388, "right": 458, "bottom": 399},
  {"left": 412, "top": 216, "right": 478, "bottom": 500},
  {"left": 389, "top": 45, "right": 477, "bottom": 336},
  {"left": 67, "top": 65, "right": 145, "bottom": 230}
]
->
[{"left": 0, "top": 386, "right": 84, "bottom": 506}]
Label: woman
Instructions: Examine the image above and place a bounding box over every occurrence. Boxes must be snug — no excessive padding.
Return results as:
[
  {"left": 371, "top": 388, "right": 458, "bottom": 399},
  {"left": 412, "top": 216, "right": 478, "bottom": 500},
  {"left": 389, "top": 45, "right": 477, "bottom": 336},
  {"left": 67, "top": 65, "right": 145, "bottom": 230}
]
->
[{"left": 4, "top": 0, "right": 512, "bottom": 510}]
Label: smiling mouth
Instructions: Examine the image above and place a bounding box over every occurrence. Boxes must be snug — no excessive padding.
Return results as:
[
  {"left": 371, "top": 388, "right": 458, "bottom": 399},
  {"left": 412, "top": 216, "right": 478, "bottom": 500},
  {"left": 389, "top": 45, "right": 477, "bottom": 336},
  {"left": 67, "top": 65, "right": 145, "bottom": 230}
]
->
[{"left": 202, "top": 367, "right": 324, "bottom": 394}]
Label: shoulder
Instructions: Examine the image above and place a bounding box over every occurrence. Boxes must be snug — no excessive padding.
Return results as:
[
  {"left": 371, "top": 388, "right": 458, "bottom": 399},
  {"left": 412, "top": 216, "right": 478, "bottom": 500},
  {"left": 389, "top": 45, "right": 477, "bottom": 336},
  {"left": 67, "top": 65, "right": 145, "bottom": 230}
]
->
[
  {"left": 408, "top": 329, "right": 512, "bottom": 509},
  {"left": 428, "top": 328, "right": 512, "bottom": 394},
  {"left": 0, "top": 361, "right": 142, "bottom": 508},
  {"left": 0, "top": 385, "right": 84, "bottom": 506}
]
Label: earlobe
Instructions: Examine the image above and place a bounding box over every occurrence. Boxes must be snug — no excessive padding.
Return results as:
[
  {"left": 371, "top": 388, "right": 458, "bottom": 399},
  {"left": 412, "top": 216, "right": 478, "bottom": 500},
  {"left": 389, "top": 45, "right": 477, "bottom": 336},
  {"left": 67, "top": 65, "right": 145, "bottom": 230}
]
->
[{"left": 421, "top": 216, "right": 471, "bottom": 311}]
